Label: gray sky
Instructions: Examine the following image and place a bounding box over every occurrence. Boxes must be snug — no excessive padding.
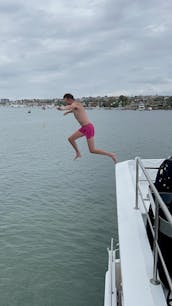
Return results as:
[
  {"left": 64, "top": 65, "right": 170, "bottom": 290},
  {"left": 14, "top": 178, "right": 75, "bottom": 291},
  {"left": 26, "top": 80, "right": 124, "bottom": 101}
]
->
[{"left": 0, "top": 0, "right": 172, "bottom": 99}]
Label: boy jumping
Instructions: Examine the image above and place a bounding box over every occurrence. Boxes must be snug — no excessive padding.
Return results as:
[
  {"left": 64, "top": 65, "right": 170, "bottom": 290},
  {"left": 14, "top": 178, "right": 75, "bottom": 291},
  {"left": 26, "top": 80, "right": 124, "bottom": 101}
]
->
[{"left": 58, "top": 93, "right": 117, "bottom": 162}]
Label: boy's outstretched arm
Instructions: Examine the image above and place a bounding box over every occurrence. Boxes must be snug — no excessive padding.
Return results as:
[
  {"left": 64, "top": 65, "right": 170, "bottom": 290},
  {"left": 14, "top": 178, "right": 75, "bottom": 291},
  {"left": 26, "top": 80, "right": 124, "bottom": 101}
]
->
[
  {"left": 57, "top": 105, "right": 74, "bottom": 115},
  {"left": 58, "top": 105, "right": 73, "bottom": 111},
  {"left": 64, "top": 110, "right": 73, "bottom": 115}
]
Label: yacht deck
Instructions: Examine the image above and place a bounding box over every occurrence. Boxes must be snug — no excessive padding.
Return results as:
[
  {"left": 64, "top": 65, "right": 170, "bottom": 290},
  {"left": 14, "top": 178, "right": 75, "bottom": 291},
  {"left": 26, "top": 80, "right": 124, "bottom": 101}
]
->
[{"left": 116, "top": 159, "right": 167, "bottom": 306}]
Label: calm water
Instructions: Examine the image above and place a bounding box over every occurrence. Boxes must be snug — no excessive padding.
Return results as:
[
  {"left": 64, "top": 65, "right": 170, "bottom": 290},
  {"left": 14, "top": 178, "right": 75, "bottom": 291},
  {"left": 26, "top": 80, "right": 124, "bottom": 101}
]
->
[{"left": 0, "top": 107, "right": 171, "bottom": 306}]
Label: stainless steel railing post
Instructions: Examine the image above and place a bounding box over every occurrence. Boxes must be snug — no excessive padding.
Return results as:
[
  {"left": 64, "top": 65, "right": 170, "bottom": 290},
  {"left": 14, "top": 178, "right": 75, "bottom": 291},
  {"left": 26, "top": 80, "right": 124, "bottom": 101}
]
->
[
  {"left": 135, "top": 157, "right": 139, "bottom": 209},
  {"left": 150, "top": 198, "right": 160, "bottom": 285}
]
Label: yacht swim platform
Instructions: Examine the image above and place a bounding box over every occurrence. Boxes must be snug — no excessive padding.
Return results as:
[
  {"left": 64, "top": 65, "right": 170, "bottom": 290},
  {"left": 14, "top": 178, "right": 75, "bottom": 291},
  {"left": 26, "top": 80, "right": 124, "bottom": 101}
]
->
[{"left": 104, "top": 158, "right": 172, "bottom": 306}]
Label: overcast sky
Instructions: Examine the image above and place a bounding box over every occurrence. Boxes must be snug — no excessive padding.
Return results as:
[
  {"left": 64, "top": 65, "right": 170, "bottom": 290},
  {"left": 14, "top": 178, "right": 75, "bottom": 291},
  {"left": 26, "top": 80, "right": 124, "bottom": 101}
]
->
[{"left": 0, "top": 0, "right": 172, "bottom": 99}]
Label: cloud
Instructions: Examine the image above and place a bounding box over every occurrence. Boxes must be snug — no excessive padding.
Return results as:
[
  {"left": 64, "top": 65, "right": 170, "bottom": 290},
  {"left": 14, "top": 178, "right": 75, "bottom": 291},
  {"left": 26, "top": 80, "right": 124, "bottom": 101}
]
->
[{"left": 0, "top": 0, "right": 172, "bottom": 98}]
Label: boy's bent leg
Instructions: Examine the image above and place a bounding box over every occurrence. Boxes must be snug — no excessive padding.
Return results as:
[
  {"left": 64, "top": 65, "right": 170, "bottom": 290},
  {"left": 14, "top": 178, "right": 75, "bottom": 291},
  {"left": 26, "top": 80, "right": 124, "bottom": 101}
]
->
[
  {"left": 68, "top": 130, "right": 84, "bottom": 159},
  {"left": 87, "top": 137, "right": 117, "bottom": 162}
]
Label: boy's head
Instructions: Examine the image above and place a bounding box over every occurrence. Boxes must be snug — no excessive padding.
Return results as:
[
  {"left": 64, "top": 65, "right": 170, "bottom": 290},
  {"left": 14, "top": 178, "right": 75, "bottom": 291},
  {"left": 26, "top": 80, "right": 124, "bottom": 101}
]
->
[{"left": 63, "top": 93, "right": 74, "bottom": 104}]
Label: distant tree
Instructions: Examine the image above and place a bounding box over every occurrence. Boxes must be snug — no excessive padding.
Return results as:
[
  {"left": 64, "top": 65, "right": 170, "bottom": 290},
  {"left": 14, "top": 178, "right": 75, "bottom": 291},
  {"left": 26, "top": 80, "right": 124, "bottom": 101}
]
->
[
  {"left": 166, "top": 96, "right": 172, "bottom": 108},
  {"left": 119, "top": 95, "right": 128, "bottom": 107}
]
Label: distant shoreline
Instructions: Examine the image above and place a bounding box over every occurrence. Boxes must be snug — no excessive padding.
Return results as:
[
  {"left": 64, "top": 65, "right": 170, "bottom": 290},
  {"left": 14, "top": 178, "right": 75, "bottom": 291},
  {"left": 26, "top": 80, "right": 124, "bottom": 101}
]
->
[
  {"left": 0, "top": 95, "right": 172, "bottom": 110},
  {"left": 0, "top": 104, "right": 172, "bottom": 111}
]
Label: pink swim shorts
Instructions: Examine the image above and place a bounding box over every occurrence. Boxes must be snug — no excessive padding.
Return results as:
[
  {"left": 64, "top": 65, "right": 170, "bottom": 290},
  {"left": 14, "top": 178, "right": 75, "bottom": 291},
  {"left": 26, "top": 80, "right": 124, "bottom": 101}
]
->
[{"left": 79, "top": 123, "right": 95, "bottom": 139}]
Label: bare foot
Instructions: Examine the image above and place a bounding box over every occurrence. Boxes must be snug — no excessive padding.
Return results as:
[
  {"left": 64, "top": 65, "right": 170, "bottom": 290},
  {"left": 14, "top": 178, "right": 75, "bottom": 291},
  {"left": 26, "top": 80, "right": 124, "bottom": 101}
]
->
[
  {"left": 74, "top": 153, "right": 82, "bottom": 160},
  {"left": 110, "top": 153, "right": 117, "bottom": 163}
]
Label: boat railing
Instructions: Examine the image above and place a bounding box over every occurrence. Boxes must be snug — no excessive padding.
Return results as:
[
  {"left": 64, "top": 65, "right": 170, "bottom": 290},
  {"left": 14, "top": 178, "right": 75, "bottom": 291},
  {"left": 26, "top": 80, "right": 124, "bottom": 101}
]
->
[
  {"left": 105, "top": 238, "right": 117, "bottom": 306},
  {"left": 135, "top": 157, "right": 172, "bottom": 291}
]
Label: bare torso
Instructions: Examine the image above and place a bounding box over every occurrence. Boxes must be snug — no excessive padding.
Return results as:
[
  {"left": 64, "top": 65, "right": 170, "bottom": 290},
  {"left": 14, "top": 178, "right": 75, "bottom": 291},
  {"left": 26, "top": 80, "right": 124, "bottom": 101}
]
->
[{"left": 72, "top": 102, "right": 90, "bottom": 126}]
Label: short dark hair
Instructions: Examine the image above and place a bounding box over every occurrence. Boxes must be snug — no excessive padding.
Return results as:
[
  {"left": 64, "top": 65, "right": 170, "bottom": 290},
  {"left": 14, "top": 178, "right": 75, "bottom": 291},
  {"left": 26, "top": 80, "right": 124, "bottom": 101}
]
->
[{"left": 63, "top": 93, "right": 74, "bottom": 100}]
